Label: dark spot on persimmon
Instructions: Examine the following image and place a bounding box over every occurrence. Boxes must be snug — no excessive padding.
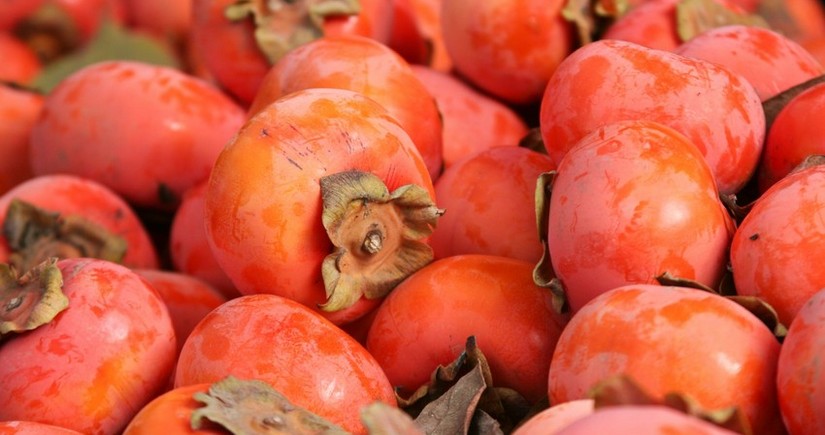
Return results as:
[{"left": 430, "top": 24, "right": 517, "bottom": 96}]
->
[{"left": 749, "top": 233, "right": 759, "bottom": 240}]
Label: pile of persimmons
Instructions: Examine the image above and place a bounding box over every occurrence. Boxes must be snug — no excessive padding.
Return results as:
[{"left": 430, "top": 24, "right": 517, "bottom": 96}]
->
[{"left": 1, "top": 0, "right": 824, "bottom": 434}]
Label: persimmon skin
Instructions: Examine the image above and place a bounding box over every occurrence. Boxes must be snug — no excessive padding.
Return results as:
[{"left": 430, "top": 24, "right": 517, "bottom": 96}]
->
[
  {"left": 601, "top": 0, "right": 682, "bottom": 51},
  {"left": 29, "top": 60, "right": 246, "bottom": 209},
  {"left": 548, "top": 120, "right": 734, "bottom": 313},
  {"left": 0, "top": 421, "right": 85, "bottom": 435},
  {"left": 555, "top": 406, "right": 738, "bottom": 434},
  {"left": 547, "top": 285, "right": 784, "bottom": 434},
  {"left": 191, "top": 0, "right": 394, "bottom": 105},
  {"left": 777, "top": 289, "right": 825, "bottom": 435},
  {"left": 366, "top": 254, "right": 569, "bottom": 403},
  {"left": 174, "top": 294, "right": 396, "bottom": 435},
  {"left": 440, "top": 0, "right": 574, "bottom": 104},
  {"left": 0, "top": 258, "right": 177, "bottom": 435},
  {"left": 758, "top": 82, "right": 825, "bottom": 192},
  {"left": 539, "top": 38, "right": 765, "bottom": 195},
  {"left": 133, "top": 269, "right": 227, "bottom": 356},
  {"left": 0, "top": 84, "right": 41, "bottom": 195},
  {"left": 248, "top": 35, "right": 443, "bottom": 181},
  {"left": 0, "top": 174, "right": 160, "bottom": 269},
  {"left": 205, "top": 88, "right": 434, "bottom": 325},
  {"left": 430, "top": 146, "right": 554, "bottom": 263},
  {"left": 169, "top": 181, "right": 238, "bottom": 299},
  {"left": 0, "top": 0, "right": 45, "bottom": 30},
  {"left": 122, "top": 383, "right": 223, "bottom": 435},
  {"left": 675, "top": 25, "right": 824, "bottom": 100},
  {"left": 410, "top": 65, "right": 528, "bottom": 169},
  {"left": 0, "top": 33, "right": 42, "bottom": 85},
  {"left": 512, "top": 400, "right": 594, "bottom": 435},
  {"left": 731, "top": 165, "right": 825, "bottom": 326}
]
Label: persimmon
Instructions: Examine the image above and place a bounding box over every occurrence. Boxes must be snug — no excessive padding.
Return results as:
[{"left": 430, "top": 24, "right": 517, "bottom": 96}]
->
[
  {"left": 731, "top": 163, "right": 825, "bottom": 326},
  {"left": 0, "top": 421, "right": 84, "bottom": 435},
  {"left": 122, "top": 384, "right": 220, "bottom": 435},
  {"left": 777, "top": 288, "right": 825, "bottom": 434},
  {"left": 430, "top": 146, "right": 554, "bottom": 263},
  {"left": 0, "top": 33, "right": 42, "bottom": 85},
  {"left": 174, "top": 294, "right": 396, "bottom": 434},
  {"left": 205, "top": 88, "right": 439, "bottom": 324},
  {"left": 542, "top": 120, "right": 734, "bottom": 312},
  {"left": 0, "top": 84, "right": 42, "bottom": 195},
  {"left": 410, "top": 65, "right": 528, "bottom": 169},
  {"left": 29, "top": 60, "right": 246, "bottom": 210},
  {"left": 0, "top": 174, "right": 160, "bottom": 270},
  {"left": 675, "top": 25, "right": 824, "bottom": 100},
  {"left": 191, "top": 0, "right": 394, "bottom": 104},
  {"left": 547, "top": 284, "right": 784, "bottom": 434},
  {"left": 169, "top": 181, "right": 237, "bottom": 299},
  {"left": 248, "top": 35, "right": 444, "bottom": 180},
  {"left": 366, "top": 254, "right": 569, "bottom": 403},
  {"left": 133, "top": 269, "right": 227, "bottom": 355},
  {"left": 0, "top": 258, "right": 177, "bottom": 434},
  {"left": 440, "top": 0, "right": 574, "bottom": 104},
  {"left": 539, "top": 38, "right": 765, "bottom": 194},
  {"left": 512, "top": 400, "right": 594, "bottom": 435},
  {"left": 757, "top": 81, "right": 825, "bottom": 192}
]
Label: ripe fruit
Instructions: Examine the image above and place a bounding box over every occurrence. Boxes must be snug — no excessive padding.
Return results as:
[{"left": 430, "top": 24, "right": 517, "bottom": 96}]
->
[
  {"left": 545, "top": 120, "right": 733, "bottom": 312},
  {"left": 731, "top": 163, "right": 825, "bottom": 326},
  {"left": 440, "top": 0, "right": 574, "bottom": 104},
  {"left": 539, "top": 38, "right": 765, "bottom": 194},
  {"left": 0, "top": 258, "right": 177, "bottom": 434},
  {"left": 175, "top": 294, "right": 396, "bottom": 434},
  {"left": 205, "top": 88, "right": 437, "bottom": 325},
  {"left": 547, "top": 284, "right": 784, "bottom": 434},
  {"left": 248, "top": 35, "right": 444, "bottom": 181},
  {"left": 29, "top": 60, "right": 246, "bottom": 209},
  {"left": 366, "top": 254, "right": 569, "bottom": 403},
  {"left": 0, "top": 84, "right": 42, "bottom": 194},
  {"left": 777, "top": 288, "right": 825, "bottom": 434}
]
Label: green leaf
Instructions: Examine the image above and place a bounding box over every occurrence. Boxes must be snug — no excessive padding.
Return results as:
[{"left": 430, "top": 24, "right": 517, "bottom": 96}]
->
[{"left": 32, "top": 20, "right": 180, "bottom": 93}]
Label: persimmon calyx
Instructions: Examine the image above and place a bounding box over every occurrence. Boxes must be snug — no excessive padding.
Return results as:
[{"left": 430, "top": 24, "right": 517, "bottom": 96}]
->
[
  {"left": 0, "top": 257, "right": 67, "bottom": 336},
  {"left": 3, "top": 199, "right": 127, "bottom": 273},
  {"left": 191, "top": 376, "right": 350, "bottom": 434},
  {"left": 675, "top": 0, "right": 768, "bottom": 42},
  {"left": 589, "top": 375, "right": 753, "bottom": 435},
  {"left": 319, "top": 170, "right": 443, "bottom": 312},
  {"left": 225, "top": 0, "right": 362, "bottom": 64}
]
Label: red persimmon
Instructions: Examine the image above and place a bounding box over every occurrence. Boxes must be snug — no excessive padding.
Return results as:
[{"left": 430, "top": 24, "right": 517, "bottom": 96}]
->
[
  {"left": 730, "top": 164, "right": 825, "bottom": 326},
  {"left": 0, "top": 84, "right": 42, "bottom": 195},
  {"left": 248, "top": 35, "right": 444, "bottom": 181},
  {"left": 132, "top": 269, "right": 227, "bottom": 355},
  {"left": 174, "top": 294, "right": 396, "bottom": 434},
  {"left": 0, "top": 33, "right": 42, "bottom": 85},
  {"left": 29, "top": 60, "right": 245, "bottom": 209},
  {"left": 675, "top": 25, "right": 823, "bottom": 100},
  {"left": 539, "top": 38, "right": 765, "bottom": 194},
  {"left": 555, "top": 406, "right": 738, "bottom": 434},
  {"left": 440, "top": 0, "right": 574, "bottom": 104},
  {"left": 545, "top": 120, "right": 733, "bottom": 312},
  {"left": 757, "top": 81, "right": 825, "bottom": 192},
  {"left": 366, "top": 254, "right": 569, "bottom": 403},
  {"left": 0, "top": 174, "right": 160, "bottom": 270},
  {"left": 430, "top": 146, "right": 554, "bottom": 263},
  {"left": 191, "top": 0, "right": 394, "bottom": 105},
  {"left": 0, "top": 258, "right": 177, "bottom": 434},
  {"left": 0, "top": 421, "right": 84, "bottom": 435},
  {"left": 169, "top": 181, "right": 237, "bottom": 299},
  {"left": 776, "top": 289, "right": 825, "bottom": 434},
  {"left": 512, "top": 400, "right": 594, "bottom": 435},
  {"left": 122, "top": 383, "right": 222, "bottom": 435},
  {"left": 205, "top": 88, "right": 436, "bottom": 324},
  {"left": 410, "top": 65, "right": 528, "bottom": 169},
  {"left": 547, "top": 284, "right": 784, "bottom": 434}
]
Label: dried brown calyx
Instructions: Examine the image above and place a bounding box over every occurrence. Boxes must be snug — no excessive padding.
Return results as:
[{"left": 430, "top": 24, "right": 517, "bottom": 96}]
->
[
  {"left": 225, "top": 0, "right": 362, "bottom": 64},
  {"left": 0, "top": 257, "right": 67, "bottom": 337},
  {"left": 191, "top": 376, "right": 350, "bottom": 434},
  {"left": 3, "top": 198, "right": 127, "bottom": 273},
  {"left": 319, "top": 170, "right": 443, "bottom": 312}
]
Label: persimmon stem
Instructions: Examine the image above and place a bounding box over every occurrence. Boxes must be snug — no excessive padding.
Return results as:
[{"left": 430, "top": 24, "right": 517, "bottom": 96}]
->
[{"left": 363, "top": 230, "right": 383, "bottom": 254}]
